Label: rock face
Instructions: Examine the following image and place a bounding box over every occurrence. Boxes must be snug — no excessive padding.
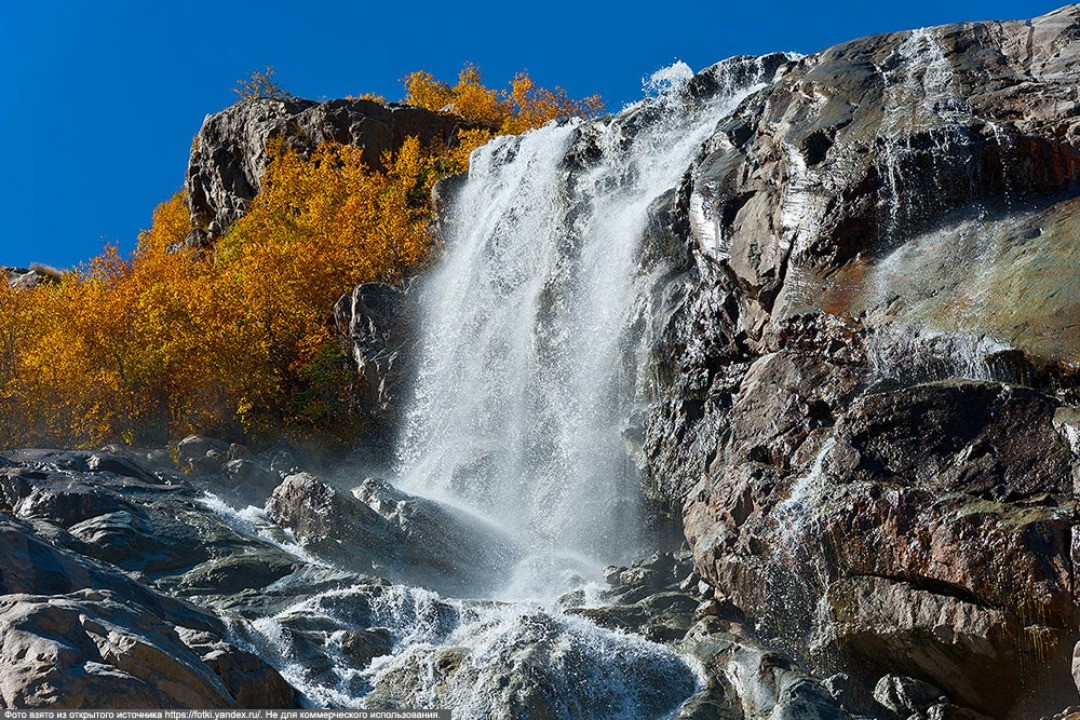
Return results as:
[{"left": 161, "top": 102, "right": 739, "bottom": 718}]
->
[
  {"left": 185, "top": 98, "right": 466, "bottom": 244},
  {"left": 333, "top": 282, "right": 414, "bottom": 450},
  {"left": 268, "top": 472, "right": 520, "bottom": 596},
  {"left": 637, "top": 6, "right": 1080, "bottom": 718}
]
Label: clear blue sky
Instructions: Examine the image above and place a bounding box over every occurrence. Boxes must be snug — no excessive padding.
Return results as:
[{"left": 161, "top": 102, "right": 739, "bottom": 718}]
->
[{"left": 0, "top": 0, "right": 1063, "bottom": 269}]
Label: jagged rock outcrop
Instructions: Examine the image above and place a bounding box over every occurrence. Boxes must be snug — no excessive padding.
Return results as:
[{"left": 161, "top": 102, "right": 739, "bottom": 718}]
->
[
  {"left": 0, "top": 511, "right": 297, "bottom": 709},
  {"left": 640, "top": 6, "right": 1080, "bottom": 718},
  {"left": 268, "top": 472, "right": 520, "bottom": 595},
  {"left": 3, "top": 264, "right": 61, "bottom": 289},
  {"left": 333, "top": 282, "right": 414, "bottom": 450},
  {"left": 0, "top": 448, "right": 314, "bottom": 709},
  {"left": 184, "top": 98, "right": 467, "bottom": 244}
]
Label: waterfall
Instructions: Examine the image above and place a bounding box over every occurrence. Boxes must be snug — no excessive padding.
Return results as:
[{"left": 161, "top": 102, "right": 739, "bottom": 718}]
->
[{"left": 394, "top": 58, "right": 779, "bottom": 595}]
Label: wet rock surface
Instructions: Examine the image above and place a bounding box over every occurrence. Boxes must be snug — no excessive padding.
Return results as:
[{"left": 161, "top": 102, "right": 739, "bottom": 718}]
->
[
  {"left": 639, "top": 6, "right": 1080, "bottom": 719},
  {"left": 0, "top": 446, "right": 549, "bottom": 712},
  {"left": 575, "top": 551, "right": 862, "bottom": 719},
  {"left": 267, "top": 472, "right": 520, "bottom": 596},
  {"left": 0, "top": 449, "right": 304, "bottom": 709},
  {"left": 333, "top": 282, "right": 415, "bottom": 454}
]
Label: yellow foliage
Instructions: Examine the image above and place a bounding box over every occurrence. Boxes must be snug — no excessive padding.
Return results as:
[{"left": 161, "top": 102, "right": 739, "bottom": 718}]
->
[
  {"left": 0, "top": 139, "right": 437, "bottom": 447},
  {"left": 349, "top": 92, "right": 388, "bottom": 103},
  {"left": 404, "top": 64, "right": 603, "bottom": 137},
  {"left": 208, "top": 137, "right": 435, "bottom": 436}
]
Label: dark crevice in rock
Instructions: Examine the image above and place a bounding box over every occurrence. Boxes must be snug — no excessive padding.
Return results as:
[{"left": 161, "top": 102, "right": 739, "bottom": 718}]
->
[{"left": 848, "top": 572, "right": 991, "bottom": 609}]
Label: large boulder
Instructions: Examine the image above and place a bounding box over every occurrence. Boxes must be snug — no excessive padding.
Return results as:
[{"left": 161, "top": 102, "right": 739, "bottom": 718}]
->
[
  {"left": 682, "top": 379, "right": 1079, "bottom": 715},
  {"left": 267, "top": 473, "right": 520, "bottom": 596},
  {"left": 185, "top": 97, "right": 468, "bottom": 242},
  {"left": 0, "top": 591, "right": 237, "bottom": 709}
]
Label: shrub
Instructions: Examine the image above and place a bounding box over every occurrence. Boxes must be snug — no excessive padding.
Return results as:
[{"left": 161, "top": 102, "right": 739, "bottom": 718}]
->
[{"left": 234, "top": 66, "right": 293, "bottom": 103}]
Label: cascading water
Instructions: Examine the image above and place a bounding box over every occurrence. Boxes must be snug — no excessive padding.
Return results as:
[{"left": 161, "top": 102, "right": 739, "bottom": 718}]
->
[
  {"left": 876, "top": 26, "right": 972, "bottom": 240},
  {"left": 395, "top": 58, "right": 780, "bottom": 596},
  {"left": 866, "top": 26, "right": 1026, "bottom": 386}
]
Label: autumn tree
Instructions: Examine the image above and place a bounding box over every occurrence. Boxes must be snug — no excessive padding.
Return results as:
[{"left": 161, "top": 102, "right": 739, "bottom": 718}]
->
[{"left": 404, "top": 64, "right": 604, "bottom": 172}]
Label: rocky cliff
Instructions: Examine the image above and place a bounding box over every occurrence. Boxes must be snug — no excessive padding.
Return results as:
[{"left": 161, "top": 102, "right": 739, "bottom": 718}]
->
[
  {"left": 635, "top": 5, "right": 1080, "bottom": 717},
  {"left": 184, "top": 97, "right": 467, "bottom": 245}
]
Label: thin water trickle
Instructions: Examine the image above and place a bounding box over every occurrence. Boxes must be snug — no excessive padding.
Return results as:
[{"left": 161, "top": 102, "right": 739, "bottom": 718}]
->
[{"left": 867, "top": 27, "right": 1025, "bottom": 386}]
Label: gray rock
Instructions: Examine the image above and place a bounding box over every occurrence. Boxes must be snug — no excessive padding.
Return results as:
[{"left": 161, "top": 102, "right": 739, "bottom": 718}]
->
[
  {"left": 678, "top": 617, "right": 852, "bottom": 719},
  {"left": 267, "top": 472, "right": 520, "bottom": 596},
  {"left": 2, "top": 264, "right": 60, "bottom": 290},
  {"left": 873, "top": 675, "right": 945, "bottom": 714},
  {"left": 186, "top": 98, "right": 468, "bottom": 241},
  {"left": 0, "top": 448, "right": 314, "bottom": 604},
  {"left": 0, "top": 591, "right": 236, "bottom": 708},
  {"left": 1073, "top": 641, "right": 1080, "bottom": 697},
  {"left": 177, "top": 628, "right": 297, "bottom": 710},
  {"left": 603, "top": 565, "right": 626, "bottom": 585},
  {"left": 333, "top": 282, "right": 415, "bottom": 451},
  {"left": 177, "top": 435, "right": 230, "bottom": 474},
  {"left": 267, "top": 472, "right": 389, "bottom": 571},
  {"left": 0, "top": 507, "right": 298, "bottom": 709}
]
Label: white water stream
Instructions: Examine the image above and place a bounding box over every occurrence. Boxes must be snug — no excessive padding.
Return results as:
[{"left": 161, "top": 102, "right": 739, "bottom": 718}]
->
[{"left": 395, "top": 58, "right": 779, "bottom": 597}]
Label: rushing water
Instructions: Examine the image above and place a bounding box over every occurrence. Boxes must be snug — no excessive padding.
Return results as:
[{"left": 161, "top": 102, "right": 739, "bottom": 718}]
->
[{"left": 395, "top": 58, "right": 780, "bottom": 594}]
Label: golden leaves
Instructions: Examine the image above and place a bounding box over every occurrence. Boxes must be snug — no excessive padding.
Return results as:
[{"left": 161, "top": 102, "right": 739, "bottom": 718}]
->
[
  {"left": 0, "top": 139, "right": 437, "bottom": 448},
  {"left": 404, "top": 64, "right": 604, "bottom": 138}
]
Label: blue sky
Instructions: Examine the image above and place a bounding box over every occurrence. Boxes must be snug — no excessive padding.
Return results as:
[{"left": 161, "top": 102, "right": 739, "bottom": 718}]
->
[{"left": 0, "top": 0, "right": 1062, "bottom": 269}]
